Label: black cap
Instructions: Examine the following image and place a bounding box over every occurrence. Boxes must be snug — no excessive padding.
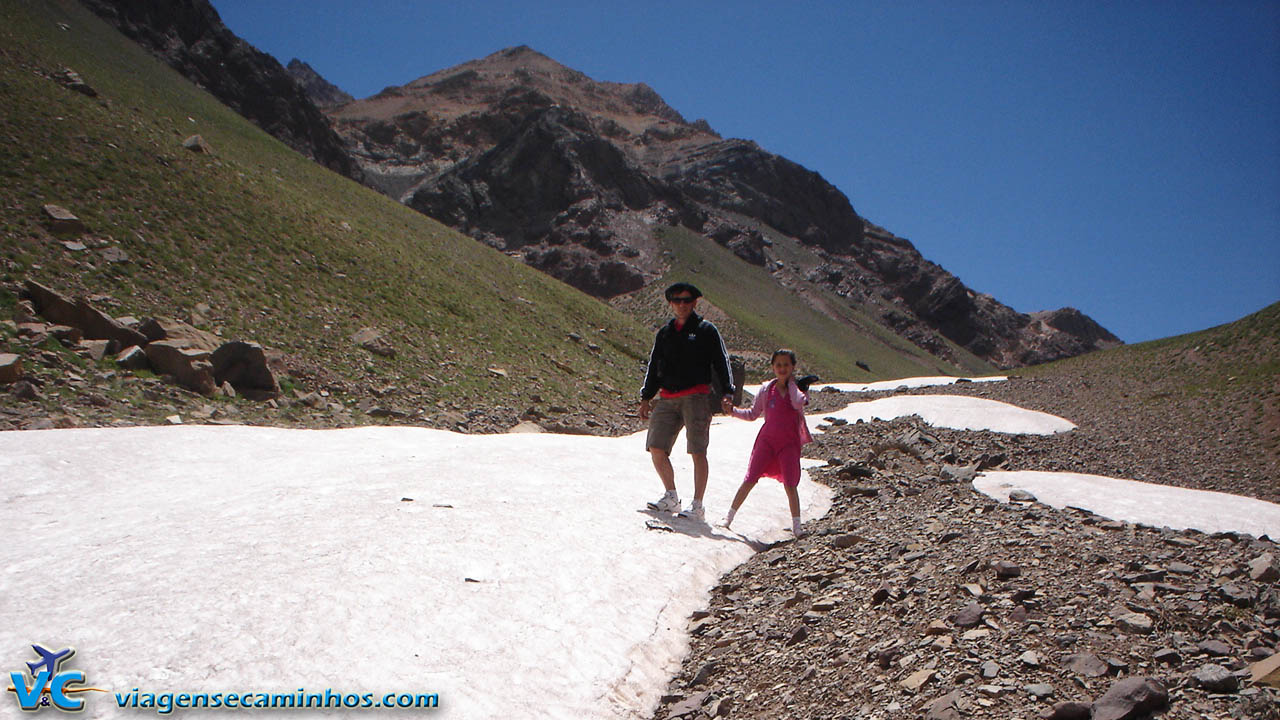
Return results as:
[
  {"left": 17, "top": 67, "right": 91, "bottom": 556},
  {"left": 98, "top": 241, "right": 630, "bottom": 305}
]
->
[{"left": 664, "top": 282, "right": 702, "bottom": 300}]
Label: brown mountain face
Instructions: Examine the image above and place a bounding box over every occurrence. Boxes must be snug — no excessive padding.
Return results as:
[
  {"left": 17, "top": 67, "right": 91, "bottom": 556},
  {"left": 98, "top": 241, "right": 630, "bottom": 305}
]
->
[{"left": 328, "top": 46, "right": 1120, "bottom": 367}]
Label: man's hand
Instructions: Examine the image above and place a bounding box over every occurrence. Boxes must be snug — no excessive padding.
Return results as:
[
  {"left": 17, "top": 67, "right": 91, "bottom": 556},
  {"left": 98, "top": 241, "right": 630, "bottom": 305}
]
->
[
  {"left": 639, "top": 398, "right": 652, "bottom": 420},
  {"left": 721, "top": 396, "right": 734, "bottom": 413}
]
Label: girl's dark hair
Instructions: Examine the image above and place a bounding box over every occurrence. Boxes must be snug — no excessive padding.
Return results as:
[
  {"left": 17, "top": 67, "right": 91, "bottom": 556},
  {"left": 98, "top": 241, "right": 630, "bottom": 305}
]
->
[{"left": 771, "top": 348, "right": 797, "bottom": 364}]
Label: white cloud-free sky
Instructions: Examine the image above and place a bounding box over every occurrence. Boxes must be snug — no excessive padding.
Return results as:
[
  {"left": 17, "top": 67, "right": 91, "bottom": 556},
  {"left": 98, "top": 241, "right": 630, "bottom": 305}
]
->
[{"left": 3, "top": 378, "right": 1276, "bottom": 718}]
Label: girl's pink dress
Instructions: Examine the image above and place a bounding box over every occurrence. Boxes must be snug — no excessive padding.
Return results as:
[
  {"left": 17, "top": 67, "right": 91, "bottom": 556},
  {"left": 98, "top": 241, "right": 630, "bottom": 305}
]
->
[{"left": 733, "top": 379, "right": 812, "bottom": 487}]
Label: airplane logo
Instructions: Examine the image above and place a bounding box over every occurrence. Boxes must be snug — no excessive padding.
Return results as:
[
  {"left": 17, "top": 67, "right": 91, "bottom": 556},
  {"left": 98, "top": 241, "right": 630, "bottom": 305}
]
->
[
  {"left": 7, "top": 644, "right": 107, "bottom": 712},
  {"left": 26, "top": 646, "right": 74, "bottom": 678}
]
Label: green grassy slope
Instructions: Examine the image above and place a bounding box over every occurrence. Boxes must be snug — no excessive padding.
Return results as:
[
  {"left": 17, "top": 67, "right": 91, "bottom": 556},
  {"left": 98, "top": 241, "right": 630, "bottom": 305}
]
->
[
  {"left": 0, "top": 0, "right": 655, "bottom": 420},
  {"left": 1024, "top": 301, "right": 1280, "bottom": 456},
  {"left": 623, "top": 226, "right": 994, "bottom": 384}
]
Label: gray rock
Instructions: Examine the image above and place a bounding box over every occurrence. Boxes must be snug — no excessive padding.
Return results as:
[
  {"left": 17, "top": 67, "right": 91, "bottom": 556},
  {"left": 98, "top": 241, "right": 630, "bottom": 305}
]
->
[
  {"left": 1024, "top": 683, "right": 1055, "bottom": 699},
  {"left": 1190, "top": 663, "right": 1238, "bottom": 693},
  {"left": 980, "top": 660, "right": 1000, "bottom": 679},
  {"left": 1115, "top": 612, "right": 1154, "bottom": 634},
  {"left": 954, "top": 602, "right": 985, "bottom": 628},
  {"left": 182, "top": 134, "right": 212, "bottom": 153},
  {"left": 1248, "top": 553, "right": 1279, "bottom": 583},
  {"left": 940, "top": 463, "right": 977, "bottom": 483},
  {"left": 923, "top": 690, "right": 963, "bottom": 720},
  {"left": 1018, "top": 650, "right": 1042, "bottom": 668},
  {"left": 1009, "top": 488, "right": 1037, "bottom": 502},
  {"left": 1218, "top": 583, "right": 1254, "bottom": 607},
  {"left": 1197, "top": 639, "right": 1232, "bottom": 657},
  {"left": 352, "top": 327, "right": 395, "bottom": 357},
  {"left": 80, "top": 339, "right": 111, "bottom": 361},
  {"left": 1153, "top": 647, "right": 1182, "bottom": 665},
  {"left": 1064, "top": 652, "right": 1109, "bottom": 677},
  {"left": 41, "top": 204, "right": 85, "bottom": 234},
  {"left": 116, "top": 345, "right": 150, "bottom": 371},
  {"left": 665, "top": 690, "right": 709, "bottom": 719},
  {"left": 1092, "top": 677, "right": 1169, "bottom": 720},
  {"left": 993, "top": 560, "right": 1022, "bottom": 579}
]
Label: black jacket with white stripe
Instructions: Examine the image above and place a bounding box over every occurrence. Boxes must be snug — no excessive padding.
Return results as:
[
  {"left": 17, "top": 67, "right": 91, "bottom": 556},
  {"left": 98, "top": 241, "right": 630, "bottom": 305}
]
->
[{"left": 639, "top": 312, "right": 735, "bottom": 401}]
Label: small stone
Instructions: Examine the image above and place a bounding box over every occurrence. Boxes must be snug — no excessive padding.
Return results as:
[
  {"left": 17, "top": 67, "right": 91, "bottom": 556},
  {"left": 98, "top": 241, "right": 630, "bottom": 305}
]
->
[
  {"left": 1153, "top": 647, "right": 1182, "bottom": 665},
  {"left": 1115, "top": 612, "right": 1154, "bottom": 634},
  {"left": 1064, "top": 652, "right": 1109, "bottom": 678},
  {"left": 165, "top": 415, "right": 183, "bottom": 425},
  {"left": 1046, "top": 701, "right": 1092, "bottom": 720},
  {"left": 900, "top": 667, "right": 935, "bottom": 692},
  {"left": 832, "top": 533, "right": 865, "bottom": 548},
  {"left": 12, "top": 380, "right": 41, "bottom": 401},
  {"left": 1191, "top": 663, "right": 1238, "bottom": 693},
  {"left": 1024, "top": 683, "right": 1055, "bottom": 700},
  {"left": 786, "top": 626, "right": 808, "bottom": 646},
  {"left": 1009, "top": 489, "right": 1037, "bottom": 502},
  {"left": 1018, "top": 650, "right": 1041, "bottom": 668},
  {"left": 182, "top": 134, "right": 212, "bottom": 153},
  {"left": 1197, "top": 639, "right": 1232, "bottom": 657},
  {"left": 980, "top": 660, "right": 1000, "bottom": 679},
  {"left": 1218, "top": 583, "right": 1254, "bottom": 607},
  {"left": 993, "top": 560, "right": 1021, "bottom": 579},
  {"left": 1092, "top": 677, "right": 1169, "bottom": 720},
  {"left": 1249, "top": 553, "right": 1279, "bottom": 583},
  {"left": 954, "top": 602, "right": 985, "bottom": 628},
  {"left": 687, "top": 661, "right": 715, "bottom": 687}
]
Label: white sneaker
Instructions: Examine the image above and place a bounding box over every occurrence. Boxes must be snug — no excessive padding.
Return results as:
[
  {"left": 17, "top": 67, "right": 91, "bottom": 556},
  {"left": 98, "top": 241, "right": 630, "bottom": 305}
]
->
[
  {"left": 647, "top": 492, "right": 680, "bottom": 513},
  {"left": 677, "top": 503, "right": 705, "bottom": 522}
]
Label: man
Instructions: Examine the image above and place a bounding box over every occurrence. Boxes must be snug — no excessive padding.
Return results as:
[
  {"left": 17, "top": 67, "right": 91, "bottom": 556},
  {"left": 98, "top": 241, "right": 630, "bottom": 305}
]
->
[{"left": 639, "top": 282, "right": 735, "bottom": 521}]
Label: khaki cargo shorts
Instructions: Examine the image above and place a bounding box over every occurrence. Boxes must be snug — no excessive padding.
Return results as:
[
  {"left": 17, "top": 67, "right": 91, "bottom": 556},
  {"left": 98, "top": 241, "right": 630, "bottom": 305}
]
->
[{"left": 646, "top": 393, "right": 713, "bottom": 455}]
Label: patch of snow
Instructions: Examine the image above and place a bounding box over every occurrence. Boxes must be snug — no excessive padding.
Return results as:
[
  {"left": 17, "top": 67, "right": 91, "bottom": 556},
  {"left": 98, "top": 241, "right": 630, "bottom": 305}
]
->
[
  {"left": 816, "top": 394, "right": 1076, "bottom": 435},
  {"left": 975, "top": 470, "right": 1280, "bottom": 538},
  {"left": 0, "top": 422, "right": 830, "bottom": 719}
]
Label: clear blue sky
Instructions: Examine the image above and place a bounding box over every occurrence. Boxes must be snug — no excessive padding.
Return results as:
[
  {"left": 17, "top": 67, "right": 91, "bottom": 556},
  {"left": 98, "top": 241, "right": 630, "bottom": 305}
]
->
[{"left": 213, "top": 0, "right": 1279, "bottom": 344}]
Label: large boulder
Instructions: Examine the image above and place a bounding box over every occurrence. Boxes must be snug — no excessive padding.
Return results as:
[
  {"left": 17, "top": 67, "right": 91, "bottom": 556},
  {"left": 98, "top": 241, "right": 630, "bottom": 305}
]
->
[
  {"left": 24, "top": 281, "right": 146, "bottom": 351},
  {"left": 210, "top": 341, "right": 279, "bottom": 400},
  {"left": 41, "top": 204, "right": 86, "bottom": 235},
  {"left": 138, "top": 316, "right": 222, "bottom": 352},
  {"left": 144, "top": 340, "right": 215, "bottom": 396},
  {"left": 0, "top": 353, "right": 21, "bottom": 384}
]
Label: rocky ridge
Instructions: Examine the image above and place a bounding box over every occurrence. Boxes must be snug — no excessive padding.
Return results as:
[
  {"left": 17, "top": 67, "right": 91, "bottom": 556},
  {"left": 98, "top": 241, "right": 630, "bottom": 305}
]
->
[{"left": 286, "top": 58, "right": 354, "bottom": 110}]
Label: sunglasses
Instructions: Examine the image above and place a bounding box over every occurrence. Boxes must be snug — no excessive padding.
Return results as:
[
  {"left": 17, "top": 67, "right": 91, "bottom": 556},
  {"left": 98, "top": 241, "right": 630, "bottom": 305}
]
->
[{"left": 668, "top": 296, "right": 696, "bottom": 304}]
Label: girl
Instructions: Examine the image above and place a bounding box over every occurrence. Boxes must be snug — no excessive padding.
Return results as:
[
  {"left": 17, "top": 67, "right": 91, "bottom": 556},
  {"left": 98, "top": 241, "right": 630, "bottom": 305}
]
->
[{"left": 719, "top": 349, "right": 813, "bottom": 537}]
